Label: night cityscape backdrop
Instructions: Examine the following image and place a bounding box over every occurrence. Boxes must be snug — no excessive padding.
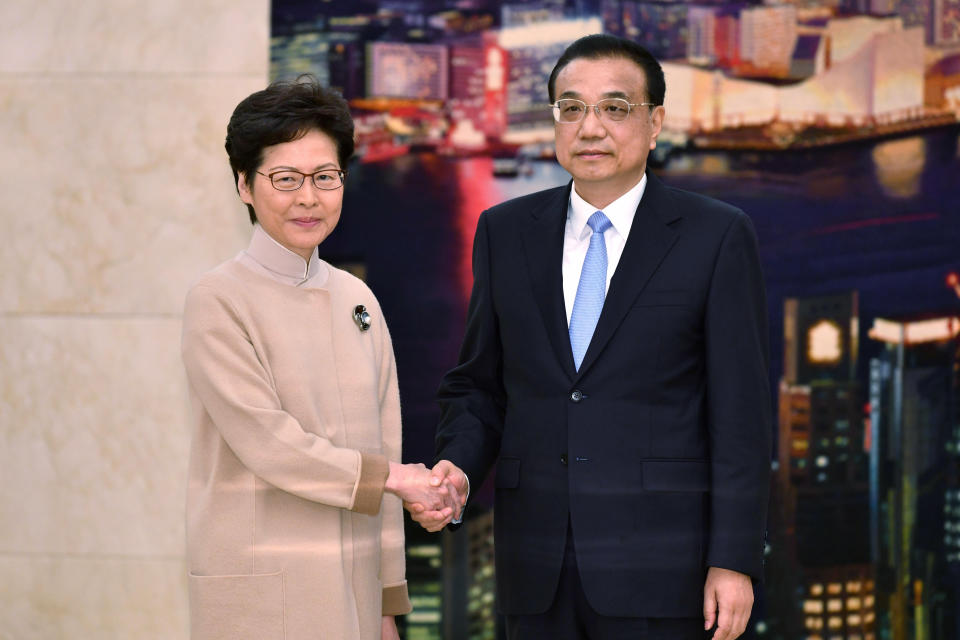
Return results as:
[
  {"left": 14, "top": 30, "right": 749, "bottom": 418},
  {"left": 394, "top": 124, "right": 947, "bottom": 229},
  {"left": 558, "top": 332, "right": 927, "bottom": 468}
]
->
[{"left": 270, "top": 1, "right": 960, "bottom": 639}]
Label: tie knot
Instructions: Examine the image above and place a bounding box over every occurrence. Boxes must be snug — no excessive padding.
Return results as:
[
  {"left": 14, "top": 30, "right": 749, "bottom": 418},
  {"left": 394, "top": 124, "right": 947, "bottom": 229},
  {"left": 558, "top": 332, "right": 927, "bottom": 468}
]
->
[{"left": 587, "top": 211, "right": 612, "bottom": 235}]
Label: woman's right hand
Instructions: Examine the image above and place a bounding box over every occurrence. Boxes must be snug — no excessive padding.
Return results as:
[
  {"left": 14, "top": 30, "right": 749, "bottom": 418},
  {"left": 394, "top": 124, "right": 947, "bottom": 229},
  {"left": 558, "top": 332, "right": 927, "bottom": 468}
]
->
[{"left": 385, "top": 462, "right": 453, "bottom": 513}]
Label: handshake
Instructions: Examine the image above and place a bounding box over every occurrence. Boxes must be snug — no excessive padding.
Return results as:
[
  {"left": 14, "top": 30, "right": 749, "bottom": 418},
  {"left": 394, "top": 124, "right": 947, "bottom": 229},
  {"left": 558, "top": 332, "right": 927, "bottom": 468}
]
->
[{"left": 385, "top": 460, "right": 469, "bottom": 532}]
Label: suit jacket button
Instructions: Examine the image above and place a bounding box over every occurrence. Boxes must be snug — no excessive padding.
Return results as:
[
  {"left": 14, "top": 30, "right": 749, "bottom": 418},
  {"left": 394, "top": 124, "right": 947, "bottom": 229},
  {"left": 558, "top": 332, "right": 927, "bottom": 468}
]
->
[
  {"left": 560, "top": 453, "right": 568, "bottom": 466},
  {"left": 570, "top": 390, "right": 583, "bottom": 402}
]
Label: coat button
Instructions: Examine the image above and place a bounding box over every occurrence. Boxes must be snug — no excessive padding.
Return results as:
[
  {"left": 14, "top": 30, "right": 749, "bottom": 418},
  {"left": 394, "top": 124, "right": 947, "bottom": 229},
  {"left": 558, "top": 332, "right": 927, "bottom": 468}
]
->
[
  {"left": 560, "top": 453, "right": 568, "bottom": 465},
  {"left": 570, "top": 390, "right": 583, "bottom": 402}
]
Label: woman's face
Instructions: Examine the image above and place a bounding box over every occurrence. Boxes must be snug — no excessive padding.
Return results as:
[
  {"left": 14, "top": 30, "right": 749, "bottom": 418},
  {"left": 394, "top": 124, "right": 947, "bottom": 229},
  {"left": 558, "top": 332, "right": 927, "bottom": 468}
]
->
[{"left": 238, "top": 129, "right": 343, "bottom": 261}]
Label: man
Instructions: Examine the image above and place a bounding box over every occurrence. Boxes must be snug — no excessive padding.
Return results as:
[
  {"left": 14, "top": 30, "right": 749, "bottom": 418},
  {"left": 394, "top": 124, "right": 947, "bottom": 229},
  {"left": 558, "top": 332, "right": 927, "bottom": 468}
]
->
[{"left": 410, "top": 34, "right": 771, "bottom": 640}]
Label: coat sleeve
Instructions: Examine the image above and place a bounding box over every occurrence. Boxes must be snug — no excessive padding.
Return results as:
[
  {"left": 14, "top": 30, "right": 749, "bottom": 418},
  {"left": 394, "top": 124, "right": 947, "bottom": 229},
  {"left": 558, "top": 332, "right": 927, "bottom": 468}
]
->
[
  {"left": 704, "top": 211, "right": 773, "bottom": 582},
  {"left": 181, "top": 283, "right": 389, "bottom": 515},
  {"left": 373, "top": 307, "right": 412, "bottom": 616},
  {"left": 435, "top": 211, "right": 506, "bottom": 488}
]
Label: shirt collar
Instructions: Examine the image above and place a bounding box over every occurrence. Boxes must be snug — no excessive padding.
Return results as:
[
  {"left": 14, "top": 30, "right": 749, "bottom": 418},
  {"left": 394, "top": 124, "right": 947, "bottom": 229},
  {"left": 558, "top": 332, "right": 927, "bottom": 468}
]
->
[
  {"left": 568, "top": 174, "right": 647, "bottom": 240},
  {"left": 243, "top": 223, "right": 321, "bottom": 286}
]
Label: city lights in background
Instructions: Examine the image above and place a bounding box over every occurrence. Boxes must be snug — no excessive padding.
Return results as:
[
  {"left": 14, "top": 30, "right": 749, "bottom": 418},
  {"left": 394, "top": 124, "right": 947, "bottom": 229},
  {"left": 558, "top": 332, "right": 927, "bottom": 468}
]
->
[
  {"left": 270, "top": 3, "right": 960, "bottom": 639},
  {"left": 807, "top": 319, "right": 843, "bottom": 364},
  {"left": 869, "top": 316, "right": 960, "bottom": 344},
  {"left": 948, "top": 271, "right": 960, "bottom": 298},
  {"left": 776, "top": 289, "right": 960, "bottom": 640},
  {"left": 271, "top": 0, "right": 960, "bottom": 165}
]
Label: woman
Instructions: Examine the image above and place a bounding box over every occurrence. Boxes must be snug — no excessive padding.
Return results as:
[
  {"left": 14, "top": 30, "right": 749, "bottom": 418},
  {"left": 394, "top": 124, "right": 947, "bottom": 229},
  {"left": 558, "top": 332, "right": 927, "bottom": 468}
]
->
[{"left": 181, "top": 78, "right": 454, "bottom": 640}]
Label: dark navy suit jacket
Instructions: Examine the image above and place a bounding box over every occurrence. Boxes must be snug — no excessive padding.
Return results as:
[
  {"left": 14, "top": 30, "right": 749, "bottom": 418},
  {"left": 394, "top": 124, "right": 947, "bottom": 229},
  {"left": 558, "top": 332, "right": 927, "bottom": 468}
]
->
[{"left": 435, "top": 171, "right": 772, "bottom": 617}]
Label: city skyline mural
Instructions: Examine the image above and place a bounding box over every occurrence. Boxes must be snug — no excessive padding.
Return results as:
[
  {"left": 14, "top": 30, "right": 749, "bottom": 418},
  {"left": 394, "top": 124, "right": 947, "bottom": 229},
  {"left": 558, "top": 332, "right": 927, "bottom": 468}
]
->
[{"left": 270, "top": 1, "right": 960, "bottom": 639}]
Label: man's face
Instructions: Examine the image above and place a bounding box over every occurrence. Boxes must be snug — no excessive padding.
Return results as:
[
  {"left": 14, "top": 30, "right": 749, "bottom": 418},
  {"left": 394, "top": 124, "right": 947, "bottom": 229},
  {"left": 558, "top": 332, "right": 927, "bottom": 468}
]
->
[{"left": 553, "top": 56, "right": 664, "bottom": 204}]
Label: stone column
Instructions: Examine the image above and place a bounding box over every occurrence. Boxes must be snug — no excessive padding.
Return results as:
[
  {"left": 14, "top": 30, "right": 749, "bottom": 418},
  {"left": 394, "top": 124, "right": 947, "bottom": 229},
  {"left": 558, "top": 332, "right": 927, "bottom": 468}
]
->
[{"left": 0, "top": 2, "right": 268, "bottom": 637}]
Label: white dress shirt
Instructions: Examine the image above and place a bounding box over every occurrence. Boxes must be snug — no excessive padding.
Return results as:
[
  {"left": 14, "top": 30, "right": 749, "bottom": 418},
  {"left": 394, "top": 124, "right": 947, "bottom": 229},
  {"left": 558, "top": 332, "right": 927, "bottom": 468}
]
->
[{"left": 562, "top": 175, "right": 648, "bottom": 324}]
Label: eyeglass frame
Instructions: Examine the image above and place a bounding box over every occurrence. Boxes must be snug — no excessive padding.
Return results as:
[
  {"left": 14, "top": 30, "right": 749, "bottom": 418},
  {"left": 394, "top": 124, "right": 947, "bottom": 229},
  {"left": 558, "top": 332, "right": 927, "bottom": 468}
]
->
[
  {"left": 550, "top": 98, "right": 657, "bottom": 124},
  {"left": 255, "top": 168, "right": 347, "bottom": 191}
]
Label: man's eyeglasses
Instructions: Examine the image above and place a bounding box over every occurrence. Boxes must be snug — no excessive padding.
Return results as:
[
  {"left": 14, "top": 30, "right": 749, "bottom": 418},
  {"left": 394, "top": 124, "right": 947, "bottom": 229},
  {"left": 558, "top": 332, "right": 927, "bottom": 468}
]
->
[
  {"left": 257, "top": 169, "right": 346, "bottom": 191},
  {"left": 550, "top": 98, "right": 656, "bottom": 124}
]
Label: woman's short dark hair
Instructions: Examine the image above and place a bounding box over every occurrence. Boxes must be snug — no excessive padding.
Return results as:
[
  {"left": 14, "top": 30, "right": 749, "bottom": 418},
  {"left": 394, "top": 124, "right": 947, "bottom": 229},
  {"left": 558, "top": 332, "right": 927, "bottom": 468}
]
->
[
  {"left": 547, "top": 34, "right": 665, "bottom": 107},
  {"left": 225, "top": 75, "right": 355, "bottom": 224}
]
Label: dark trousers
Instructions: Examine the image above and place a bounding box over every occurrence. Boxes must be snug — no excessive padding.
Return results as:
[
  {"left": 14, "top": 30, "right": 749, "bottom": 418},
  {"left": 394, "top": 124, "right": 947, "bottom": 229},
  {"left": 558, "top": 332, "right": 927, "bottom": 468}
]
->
[{"left": 505, "top": 523, "right": 708, "bottom": 640}]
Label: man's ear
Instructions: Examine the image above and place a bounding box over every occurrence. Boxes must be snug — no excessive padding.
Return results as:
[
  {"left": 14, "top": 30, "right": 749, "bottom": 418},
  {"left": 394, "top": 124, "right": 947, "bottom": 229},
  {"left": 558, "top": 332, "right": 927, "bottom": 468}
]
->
[{"left": 649, "top": 105, "right": 665, "bottom": 149}]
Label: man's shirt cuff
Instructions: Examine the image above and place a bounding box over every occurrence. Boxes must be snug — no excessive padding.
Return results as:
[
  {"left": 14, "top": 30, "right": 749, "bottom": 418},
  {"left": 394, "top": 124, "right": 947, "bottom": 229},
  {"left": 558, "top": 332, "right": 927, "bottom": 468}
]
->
[{"left": 451, "top": 474, "right": 470, "bottom": 525}]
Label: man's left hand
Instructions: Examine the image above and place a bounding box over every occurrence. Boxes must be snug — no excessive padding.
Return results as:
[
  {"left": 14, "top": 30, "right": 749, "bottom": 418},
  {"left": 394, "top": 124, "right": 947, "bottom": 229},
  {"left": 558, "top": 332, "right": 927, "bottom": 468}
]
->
[{"left": 703, "top": 566, "right": 753, "bottom": 640}]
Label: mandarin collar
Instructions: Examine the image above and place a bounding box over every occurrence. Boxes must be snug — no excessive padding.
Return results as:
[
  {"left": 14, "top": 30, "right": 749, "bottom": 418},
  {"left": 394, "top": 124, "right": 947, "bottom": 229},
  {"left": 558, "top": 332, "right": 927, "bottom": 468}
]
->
[
  {"left": 568, "top": 174, "right": 647, "bottom": 240},
  {"left": 243, "top": 224, "right": 321, "bottom": 287}
]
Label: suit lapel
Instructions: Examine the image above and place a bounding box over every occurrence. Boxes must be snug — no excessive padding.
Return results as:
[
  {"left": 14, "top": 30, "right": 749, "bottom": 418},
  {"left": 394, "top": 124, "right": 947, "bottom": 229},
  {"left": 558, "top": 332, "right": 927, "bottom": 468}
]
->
[
  {"left": 575, "top": 172, "right": 682, "bottom": 379},
  {"left": 521, "top": 182, "right": 576, "bottom": 379}
]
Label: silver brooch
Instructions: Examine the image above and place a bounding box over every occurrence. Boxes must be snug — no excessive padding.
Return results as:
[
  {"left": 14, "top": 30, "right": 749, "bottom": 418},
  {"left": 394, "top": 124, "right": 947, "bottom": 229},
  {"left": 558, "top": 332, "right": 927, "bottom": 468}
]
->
[{"left": 353, "top": 304, "right": 371, "bottom": 331}]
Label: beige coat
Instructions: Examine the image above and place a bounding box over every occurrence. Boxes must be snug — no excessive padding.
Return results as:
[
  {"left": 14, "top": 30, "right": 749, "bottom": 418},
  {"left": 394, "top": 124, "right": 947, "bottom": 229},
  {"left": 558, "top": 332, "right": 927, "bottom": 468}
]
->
[{"left": 181, "top": 227, "right": 410, "bottom": 640}]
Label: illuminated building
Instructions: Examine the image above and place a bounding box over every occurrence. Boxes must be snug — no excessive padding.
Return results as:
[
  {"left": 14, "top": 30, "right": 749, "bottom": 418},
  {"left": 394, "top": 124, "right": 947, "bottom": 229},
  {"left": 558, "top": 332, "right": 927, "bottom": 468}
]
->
[
  {"left": 865, "top": 0, "right": 960, "bottom": 46},
  {"left": 665, "top": 58, "right": 787, "bottom": 129},
  {"left": 324, "top": 13, "right": 398, "bottom": 100},
  {"left": 781, "top": 25, "right": 924, "bottom": 126},
  {"left": 600, "top": 0, "right": 689, "bottom": 59},
  {"left": 368, "top": 42, "right": 449, "bottom": 100},
  {"left": 378, "top": 0, "right": 448, "bottom": 18},
  {"left": 327, "top": 36, "right": 367, "bottom": 100},
  {"left": 503, "top": 36, "right": 567, "bottom": 128},
  {"left": 790, "top": 34, "right": 826, "bottom": 80},
  {"left": 824, "top": 15, "right": 903, "bottom": 67},
  {"left": 783, "top": 294, "right": 859, "bottom": 388},
  {"left": 869, "top": 314, "right": 960, "bottom": 640},
  {"left": 799, "top": 573, "right": 878, "bottom": 639},
  {"left": 625, "top": 2, "right": 689, "bottom": 61},
  {"left": 270, "top": 11, "right": 396, "bottom": 97},
  {"left": 714, "top": 8, "right": 742, "bottom": 70},
  {"left": 768, "top": 292, "right": 877, "bottom": 639},
  {"left": 270, "top": 30, "right": 333, "bottom": 85},
  {"left": 932, "top": 0, "right": 960, "bottom": 45},
  {"left": 600, "top": 0, "right": 626, "bottom": 36},
  {"left": 691, "top": 4, "right": 810, "bottom": 75},
  {"left": 925, "top": 54, "right": 960, "bottom": 112},
  {"left": 438, "top": 507, "right": 498, "bottom": 640},
  {"left": 868, "top": 0, "right": 900, "bottom": 14},
  {"left": 501, "top": 2, "right": 564, "bottom": 27},
  {"left": 466, "top": 510, "right": 496, "bottom": 640},
  {"left": 661, "top": 20, "right": 926, "bottom": 134},
  {"left": 688, "top": 6, "right": 718, "bottom": 66},
  {"left": 480, "top": 18, "right": 602, "bottom": 138},
  {"left": 889, "top": 0, "right": 931, "bottom": 40},
  {"left": 448, "top": 38, "right": 485, "bottom": 101},
  {"left": 426, "top": 8, "right": 496, "bottom": 36},
  {"left": 739, "top": 5, "right": 798, "bottom": 76},
  {"left": 481, "top": 31, "right": 509, "bottom": 138},
  {"left": 404, "top": 524, "right": 444, "bottom": 640},
  {"left": 447, "top": 36, "right": 488, "bottom": 133}
]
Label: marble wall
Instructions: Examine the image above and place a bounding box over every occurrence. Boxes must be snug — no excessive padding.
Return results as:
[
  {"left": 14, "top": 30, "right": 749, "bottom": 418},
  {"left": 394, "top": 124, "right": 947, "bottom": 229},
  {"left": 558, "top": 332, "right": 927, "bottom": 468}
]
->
[{"left": 0, "top": 1, "right": 268, "bottom": 637}]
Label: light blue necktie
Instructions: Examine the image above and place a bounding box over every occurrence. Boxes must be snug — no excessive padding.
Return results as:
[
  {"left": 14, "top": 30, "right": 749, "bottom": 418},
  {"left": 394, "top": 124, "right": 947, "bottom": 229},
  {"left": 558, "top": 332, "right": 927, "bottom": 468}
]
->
[{"left": 569, "top": 211, "right": 612, "bottom": 371}]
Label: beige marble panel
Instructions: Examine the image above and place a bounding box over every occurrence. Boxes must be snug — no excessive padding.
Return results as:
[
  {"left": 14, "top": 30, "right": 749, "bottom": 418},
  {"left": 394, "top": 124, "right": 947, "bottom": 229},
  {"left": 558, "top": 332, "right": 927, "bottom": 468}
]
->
[
  {"left": 0, "top": 76, "right": 262, "bottom": 314},
  {"left": 0, "top": 554, "right": 187, "bottom": 640},
  {"left": 0, "top": 0, "right": 268, "bottom": 74},
  {"left": 0, "top": 317, "right": 190, "bottom": 556}
]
